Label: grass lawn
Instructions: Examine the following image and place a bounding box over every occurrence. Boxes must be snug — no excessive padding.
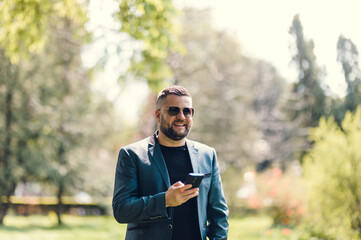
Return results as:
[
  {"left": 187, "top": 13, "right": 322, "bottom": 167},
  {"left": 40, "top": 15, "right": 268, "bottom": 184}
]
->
[
  {"left": 0, "top": 213, "right": 304, "bottom": 240},
  {"left": 229, "top": 215, "right": 303, "bottom": 240}
]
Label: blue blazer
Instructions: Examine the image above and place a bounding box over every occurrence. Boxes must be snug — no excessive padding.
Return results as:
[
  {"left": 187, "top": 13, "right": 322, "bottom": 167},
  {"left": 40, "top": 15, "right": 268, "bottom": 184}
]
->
[{"left": 112, "top": 132, "right": 229, "bottom": 240}]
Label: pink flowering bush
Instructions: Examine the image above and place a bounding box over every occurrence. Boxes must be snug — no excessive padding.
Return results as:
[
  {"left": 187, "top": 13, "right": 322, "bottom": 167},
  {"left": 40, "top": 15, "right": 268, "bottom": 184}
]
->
[{"left": 238, "top": 167, "right": 306, "bottom": 227}]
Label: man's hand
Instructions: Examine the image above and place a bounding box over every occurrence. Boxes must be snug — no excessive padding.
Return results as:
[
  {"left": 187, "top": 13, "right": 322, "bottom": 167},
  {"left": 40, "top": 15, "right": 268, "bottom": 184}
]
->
[{"left": 165, "top": 181, "right": 199, "bottom": 207}]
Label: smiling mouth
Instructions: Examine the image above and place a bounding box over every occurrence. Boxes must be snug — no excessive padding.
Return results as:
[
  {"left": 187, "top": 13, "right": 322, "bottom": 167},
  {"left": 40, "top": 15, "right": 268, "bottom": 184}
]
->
[{"left": 173, "top": 123, "right": 186, "bottom": 128}]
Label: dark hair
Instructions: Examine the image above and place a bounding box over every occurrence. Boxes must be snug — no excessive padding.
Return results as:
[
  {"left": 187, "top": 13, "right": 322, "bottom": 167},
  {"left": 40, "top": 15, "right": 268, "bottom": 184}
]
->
[{"left": 156, "top": 86, "right": 191, "bottom": 109}]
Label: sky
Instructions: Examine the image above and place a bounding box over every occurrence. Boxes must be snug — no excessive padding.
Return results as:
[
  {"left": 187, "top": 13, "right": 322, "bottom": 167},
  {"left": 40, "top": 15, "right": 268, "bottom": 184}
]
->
[
  {"left": 84, "top": 0, "right": 361, "bottom": 122},
  {"left": 177, "top": 0, "right": 361, "bottom": 97}
]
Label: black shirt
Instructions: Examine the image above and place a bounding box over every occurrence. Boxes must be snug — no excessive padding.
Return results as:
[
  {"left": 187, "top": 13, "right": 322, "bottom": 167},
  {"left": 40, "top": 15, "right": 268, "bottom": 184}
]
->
[{"left": 160, "top": 144, "right": 201, "bottom": 240}]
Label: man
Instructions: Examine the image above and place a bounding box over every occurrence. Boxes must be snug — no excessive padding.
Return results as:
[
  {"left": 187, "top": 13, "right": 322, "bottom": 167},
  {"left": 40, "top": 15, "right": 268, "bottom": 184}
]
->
[{"left": 112, "top": 86, "right": 229, "bottom": 240}]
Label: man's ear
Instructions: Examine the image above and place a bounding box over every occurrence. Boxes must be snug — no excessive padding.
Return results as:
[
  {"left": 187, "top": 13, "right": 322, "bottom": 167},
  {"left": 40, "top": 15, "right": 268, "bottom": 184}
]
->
[{"left": 155, "top": 109, "right": 161, "bottom": 122}]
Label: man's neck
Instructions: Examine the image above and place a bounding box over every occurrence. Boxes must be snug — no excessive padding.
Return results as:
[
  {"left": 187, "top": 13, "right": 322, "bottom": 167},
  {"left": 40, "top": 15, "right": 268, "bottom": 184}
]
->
[{"left": 157, "top": 132, "right": 186, "bottom": 147}]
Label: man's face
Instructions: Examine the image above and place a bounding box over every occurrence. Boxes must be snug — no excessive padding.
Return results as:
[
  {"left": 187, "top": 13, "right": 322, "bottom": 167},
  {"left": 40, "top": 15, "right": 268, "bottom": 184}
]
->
[{"left": 156, "top": 95, "right": 193, "bottom": 141}]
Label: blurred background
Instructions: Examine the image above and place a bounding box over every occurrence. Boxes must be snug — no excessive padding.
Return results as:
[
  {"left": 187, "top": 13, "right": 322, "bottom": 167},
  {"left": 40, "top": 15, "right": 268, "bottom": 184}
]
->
[{"left": 1, "top": 0, "right": 361, "bottom": 239}]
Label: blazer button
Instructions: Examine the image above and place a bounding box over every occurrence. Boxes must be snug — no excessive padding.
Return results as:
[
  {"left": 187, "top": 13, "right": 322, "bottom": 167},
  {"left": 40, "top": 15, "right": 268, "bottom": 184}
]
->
[{"left": 168, "top": 224, "right": 173, "bottom": 229}]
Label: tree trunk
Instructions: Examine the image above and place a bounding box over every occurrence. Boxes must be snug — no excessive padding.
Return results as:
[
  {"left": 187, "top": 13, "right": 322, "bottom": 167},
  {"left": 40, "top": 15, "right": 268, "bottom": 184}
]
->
[
  {"left": 0, "top": 76, "right": 15, "bottom": 225},
  {"left": 0, "top": 201, "right": 10, "bottom": 225},
  {"left": 56, "top": 184, "right": 64, "bottom": 225}
]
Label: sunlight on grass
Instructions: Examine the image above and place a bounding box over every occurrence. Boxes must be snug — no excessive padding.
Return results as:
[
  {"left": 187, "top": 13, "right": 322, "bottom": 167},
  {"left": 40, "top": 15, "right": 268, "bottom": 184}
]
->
[
  {"left": 229, "top": 215, "right": 302, "bottom": 240},
  {"left": 0, "top": 213, "right": 126, "bottom": 240},
  {"left": 0, "top": 214, "right": 303, "bottom": 240}
]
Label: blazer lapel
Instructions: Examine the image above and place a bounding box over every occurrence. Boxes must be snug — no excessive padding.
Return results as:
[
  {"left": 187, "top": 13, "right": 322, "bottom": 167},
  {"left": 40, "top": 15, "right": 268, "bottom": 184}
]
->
[
  {"left": 148, "top": 132, "right": 171, "bottom": 188},
  {"left": 186, "top": 140, "right": 200, "bottom": 173}
]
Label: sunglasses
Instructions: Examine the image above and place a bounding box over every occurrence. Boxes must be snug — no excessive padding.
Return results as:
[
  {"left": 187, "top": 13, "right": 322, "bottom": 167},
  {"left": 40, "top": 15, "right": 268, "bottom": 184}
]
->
[{"left": 161, "top": 106, "right": 195, "bottom": 117}]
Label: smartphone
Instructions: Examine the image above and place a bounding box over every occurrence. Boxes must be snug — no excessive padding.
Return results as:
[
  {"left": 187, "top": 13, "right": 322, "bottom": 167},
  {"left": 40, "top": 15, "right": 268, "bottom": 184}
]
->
[{"left": 184, "top": 173, "right": 204, "bottom": 188}]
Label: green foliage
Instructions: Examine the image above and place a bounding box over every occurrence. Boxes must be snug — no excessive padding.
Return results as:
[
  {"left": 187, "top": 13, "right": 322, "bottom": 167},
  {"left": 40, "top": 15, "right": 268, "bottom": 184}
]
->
[
  {"left": 0, "top": 50, "right": 19, "bottom": 199},
  {"left": 0, "top": 0, "right": 94, "bottom": 224},
  {"left": 303, "top": 108, "right": 361, "bottom": 239},
  {"left": 0, "top": 0, "right": 87, "bottom": 63},
  {"left": 13, "top": 13, "right": 92, "bottom": 200},
  {"left": 116, "top": 0, "right": 185, "bottom": 91}
]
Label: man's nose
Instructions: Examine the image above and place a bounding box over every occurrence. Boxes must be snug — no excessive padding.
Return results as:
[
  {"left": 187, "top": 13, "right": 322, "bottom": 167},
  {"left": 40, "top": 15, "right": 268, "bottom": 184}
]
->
[{"left": 176, "top": 110, "right": 186, "bottom": 119}]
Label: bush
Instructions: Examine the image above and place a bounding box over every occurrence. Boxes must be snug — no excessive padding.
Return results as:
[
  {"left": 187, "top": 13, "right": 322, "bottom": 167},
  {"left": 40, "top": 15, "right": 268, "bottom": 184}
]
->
[
  {"left": 257, "top": 168, "right": 305, "bottom": 227},
  {"left": 236, "top": 167, "right": 306, "bottom": 227},
  {"left": 303, "top": 108, "right": 361, "bottom": 239}
]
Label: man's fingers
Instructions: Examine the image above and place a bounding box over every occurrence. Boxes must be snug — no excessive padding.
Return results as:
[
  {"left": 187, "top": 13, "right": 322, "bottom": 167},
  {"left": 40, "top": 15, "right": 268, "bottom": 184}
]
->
[
  {"left": 189, "top": 189, "right": 199, "bottom": 197},
  {"left": 182, "top": 184, "right": 193, "bottom": 190},
  {"left": 166, "top": 182, "right": 200, "bottom": 207},
  {"left": 183, "top": 188, "right": 199, "bottom": 198},
  {"left": 173, "top": 181, "right": 192, "bottom": 191},
  {"left": 173, "top": 181, "right": 184, "bottom": 187}
]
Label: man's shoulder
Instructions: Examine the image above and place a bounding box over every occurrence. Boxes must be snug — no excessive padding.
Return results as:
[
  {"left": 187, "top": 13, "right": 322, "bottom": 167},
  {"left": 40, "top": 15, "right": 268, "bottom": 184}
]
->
[
  {"left": 187, "top": 139, "right": 215, "bottom": 152},
  {"left": 121, "top": 136, "right": 151, "bottom": 151}
]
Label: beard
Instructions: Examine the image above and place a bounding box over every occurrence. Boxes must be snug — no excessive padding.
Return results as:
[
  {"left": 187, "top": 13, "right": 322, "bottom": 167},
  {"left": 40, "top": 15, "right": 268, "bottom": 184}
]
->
[{"left": 159, "top": 116, "right": 191, "bottom": 141}]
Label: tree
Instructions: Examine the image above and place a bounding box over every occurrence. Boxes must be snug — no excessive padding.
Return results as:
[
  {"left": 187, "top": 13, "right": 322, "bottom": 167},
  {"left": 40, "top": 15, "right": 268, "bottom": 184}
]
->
[
  {"left": 21, "top": 13, "right": 92, "bottom": 224},
  {"left": 0, "top": 0, "right": 183, "bottom": 90},
  {"left": 116, "top": 0, "right": 184, "bottom": 91},
  {"left": 167, "top": 8, "right": 288, "bottom": 169},
  {"left": 0, "top": 0, "right": 186, "bottom": 225},
  {"left": 288, "top": 14, "right": 326, "bottom": 128},
  {"left": 167, "top": 8, "right": 260, "bottom": 168},
  {"left": 0, "top": 50, "right": 20, "bottom": 224},
  {"left": 282, "top": 15, "right": 328, "bottom": 165},
  {"left": 250, "top": 61, "right": 295, "bottom": 170},
  {"left": 0, "top": 0, "right": 91, "bottom": 224},
  {"left": 0, "top": 0, "right": 86, "bottom": 63},
  {"left": 333, "top": 35, "right": 361, "bottom": 125},
  {"left": 303, "top": 108, "right": 361, "bottom": 239}
]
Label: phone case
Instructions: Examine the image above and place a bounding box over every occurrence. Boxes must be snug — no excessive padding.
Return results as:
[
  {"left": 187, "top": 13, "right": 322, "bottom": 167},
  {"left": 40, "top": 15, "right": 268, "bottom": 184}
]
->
[{"left": 184, "top": 173, "right": 204, "bottom": 188}]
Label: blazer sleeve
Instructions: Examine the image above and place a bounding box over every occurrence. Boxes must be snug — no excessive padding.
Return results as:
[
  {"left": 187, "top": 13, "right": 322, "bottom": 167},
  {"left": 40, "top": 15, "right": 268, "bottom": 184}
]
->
[
  {"left": 207, "top": 149, "right": 229, "bottom": 240},
  {"left": 112, "top": 147, "right": 169, "bottom": 223}
]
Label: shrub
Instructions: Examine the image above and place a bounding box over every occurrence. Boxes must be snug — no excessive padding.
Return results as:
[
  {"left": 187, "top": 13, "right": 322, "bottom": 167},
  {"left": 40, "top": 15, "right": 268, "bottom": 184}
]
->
[
  {"left": 237, "top": 167, "right": 306, "bottom": 227},
  {"left": 303, "top": 108, "right": 361, "bottom": 239}
]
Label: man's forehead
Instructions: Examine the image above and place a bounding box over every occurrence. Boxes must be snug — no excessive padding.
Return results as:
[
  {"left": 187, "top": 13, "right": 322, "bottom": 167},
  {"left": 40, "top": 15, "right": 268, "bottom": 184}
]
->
[{"left": 163, "top": 95, "right": 192, "bottom": 106}]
